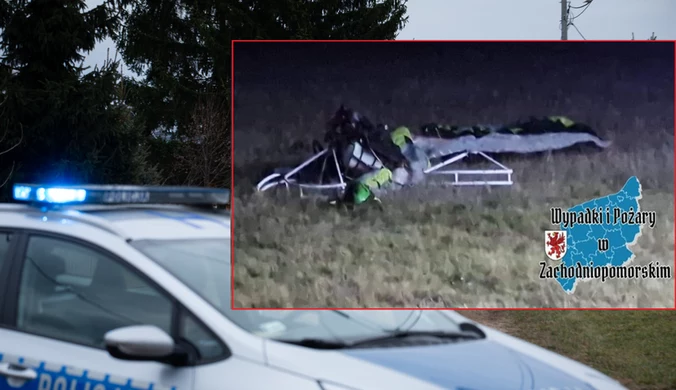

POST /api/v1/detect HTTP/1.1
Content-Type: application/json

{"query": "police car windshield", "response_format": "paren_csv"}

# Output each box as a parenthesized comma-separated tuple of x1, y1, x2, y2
(132, 239, 462, 342)
(132, 238, 231, 314)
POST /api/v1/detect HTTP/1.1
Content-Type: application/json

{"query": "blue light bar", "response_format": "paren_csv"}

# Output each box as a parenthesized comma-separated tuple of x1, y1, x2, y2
(12, 184, 230, 206)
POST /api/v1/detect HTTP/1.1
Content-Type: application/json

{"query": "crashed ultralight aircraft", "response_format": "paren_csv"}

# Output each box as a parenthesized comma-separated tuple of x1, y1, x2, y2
(256, 107, 611, 199)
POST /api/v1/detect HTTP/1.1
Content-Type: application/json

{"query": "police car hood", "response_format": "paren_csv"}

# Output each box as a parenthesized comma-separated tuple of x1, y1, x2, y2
(263, 325, 625, 390)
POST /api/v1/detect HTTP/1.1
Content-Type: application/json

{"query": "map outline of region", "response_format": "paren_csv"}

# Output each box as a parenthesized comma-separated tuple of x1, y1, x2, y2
(554, 176, 646, 294)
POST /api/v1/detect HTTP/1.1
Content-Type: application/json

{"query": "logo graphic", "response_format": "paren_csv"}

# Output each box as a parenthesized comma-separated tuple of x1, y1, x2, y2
(545, 230, 567, 260)
(539, 177, 672, 294)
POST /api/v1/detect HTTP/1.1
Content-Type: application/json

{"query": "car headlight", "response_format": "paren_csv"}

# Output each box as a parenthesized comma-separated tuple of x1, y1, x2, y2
(318, 381, 359, 390)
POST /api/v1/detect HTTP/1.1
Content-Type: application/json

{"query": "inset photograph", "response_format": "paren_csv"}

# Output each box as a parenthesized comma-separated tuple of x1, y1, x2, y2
(233, 41, 674, 308)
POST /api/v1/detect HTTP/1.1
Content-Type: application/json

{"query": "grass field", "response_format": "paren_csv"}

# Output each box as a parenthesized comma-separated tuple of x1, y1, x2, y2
(233, 42, 674, 308)
(461, 310, 676, 390)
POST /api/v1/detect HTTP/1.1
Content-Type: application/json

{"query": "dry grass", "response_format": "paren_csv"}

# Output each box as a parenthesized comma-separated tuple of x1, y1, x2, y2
(232, 42, 674, 308)
(462, 310, 676, 390)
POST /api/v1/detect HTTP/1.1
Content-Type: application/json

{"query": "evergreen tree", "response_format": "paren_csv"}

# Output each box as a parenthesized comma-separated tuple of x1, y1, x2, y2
(116, 0, 408, 186)
(0, 0, 159, 200)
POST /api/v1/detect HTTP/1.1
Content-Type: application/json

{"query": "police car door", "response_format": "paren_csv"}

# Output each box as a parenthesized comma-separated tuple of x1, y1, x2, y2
(0, 231, 195, 390)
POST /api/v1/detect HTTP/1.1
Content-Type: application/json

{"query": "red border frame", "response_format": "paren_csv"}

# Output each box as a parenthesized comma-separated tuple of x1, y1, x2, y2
(230, 39, 676, 311)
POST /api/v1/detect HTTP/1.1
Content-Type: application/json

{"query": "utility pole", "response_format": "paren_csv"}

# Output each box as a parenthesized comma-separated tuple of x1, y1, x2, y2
(560, 0, 568, 40)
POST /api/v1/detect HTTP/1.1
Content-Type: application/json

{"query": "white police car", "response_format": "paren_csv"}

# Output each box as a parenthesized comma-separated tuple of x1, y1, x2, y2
(0, 183, 627, 390)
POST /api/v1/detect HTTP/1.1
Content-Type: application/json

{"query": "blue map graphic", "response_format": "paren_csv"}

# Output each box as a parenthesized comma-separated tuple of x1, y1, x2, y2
(556, 176, 644, 293)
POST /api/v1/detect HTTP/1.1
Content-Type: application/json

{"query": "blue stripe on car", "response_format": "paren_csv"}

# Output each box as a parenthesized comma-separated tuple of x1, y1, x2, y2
(0, 352, 178, 390)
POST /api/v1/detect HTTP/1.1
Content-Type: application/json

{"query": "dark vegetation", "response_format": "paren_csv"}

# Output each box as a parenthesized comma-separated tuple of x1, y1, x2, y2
(0, 0, 408, 199)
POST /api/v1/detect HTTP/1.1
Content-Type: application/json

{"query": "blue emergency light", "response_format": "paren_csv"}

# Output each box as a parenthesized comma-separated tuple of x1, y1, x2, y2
(12, 183, 230, 207)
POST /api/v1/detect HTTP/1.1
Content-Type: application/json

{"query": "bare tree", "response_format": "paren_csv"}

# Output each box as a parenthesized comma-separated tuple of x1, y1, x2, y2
(0, 125, 22, 190)
(0, 72, 23, 189)
(174, 98, 231, 188)
(632, 32, 658, 40)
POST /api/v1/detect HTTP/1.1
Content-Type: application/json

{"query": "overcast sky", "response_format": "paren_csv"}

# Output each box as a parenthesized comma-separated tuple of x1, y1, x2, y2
(398, 0, 676, 40)
(84, 0, 676, 72)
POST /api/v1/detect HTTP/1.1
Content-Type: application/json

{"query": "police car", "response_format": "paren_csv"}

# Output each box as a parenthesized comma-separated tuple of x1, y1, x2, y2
(0, 183, 627, 390)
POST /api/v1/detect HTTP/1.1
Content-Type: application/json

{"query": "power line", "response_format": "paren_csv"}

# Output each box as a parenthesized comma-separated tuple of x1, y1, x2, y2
(569, 1, 591, 21)
(561, 0, 592, 40)
(571, 0, 593, 9)
(570, 23, 587, 39)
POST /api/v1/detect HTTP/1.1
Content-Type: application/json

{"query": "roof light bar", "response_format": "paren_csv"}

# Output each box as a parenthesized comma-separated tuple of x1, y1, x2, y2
(12, 183, 230, 206)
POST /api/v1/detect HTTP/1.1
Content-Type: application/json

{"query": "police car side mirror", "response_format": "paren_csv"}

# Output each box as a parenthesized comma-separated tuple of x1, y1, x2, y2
(104, 325, 176, 361)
